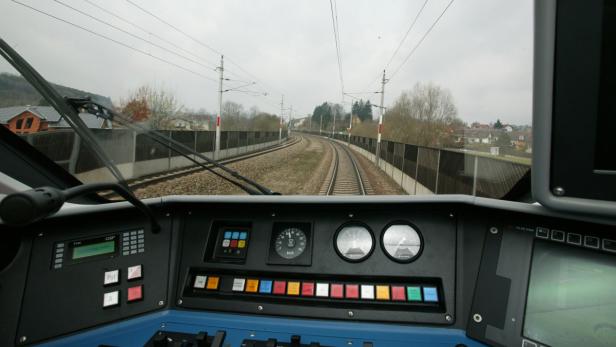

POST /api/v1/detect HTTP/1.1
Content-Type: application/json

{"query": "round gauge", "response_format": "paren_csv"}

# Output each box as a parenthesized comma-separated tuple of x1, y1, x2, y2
(275, 227, 307, 259)
(381, 223, 423, 263)
(335, 224, 374, 262)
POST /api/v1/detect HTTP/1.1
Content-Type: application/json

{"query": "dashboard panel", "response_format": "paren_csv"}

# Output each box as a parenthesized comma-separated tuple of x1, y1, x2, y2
(1, 197, 615, 346)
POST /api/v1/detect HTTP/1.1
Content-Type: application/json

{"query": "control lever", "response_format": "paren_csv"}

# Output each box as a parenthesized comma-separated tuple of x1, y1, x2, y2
(194, 332, 208, 347)
(0, 183, 160, 233)
(210, 330, 226, 347)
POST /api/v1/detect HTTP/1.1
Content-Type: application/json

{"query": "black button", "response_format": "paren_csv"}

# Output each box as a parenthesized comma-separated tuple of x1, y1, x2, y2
(551, 230, 565, 242)
(536, 227, 549, 238)
(603, 239, 616, 253)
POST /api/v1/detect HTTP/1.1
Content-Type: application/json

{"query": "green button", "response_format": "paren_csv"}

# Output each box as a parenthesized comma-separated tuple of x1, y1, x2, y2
(407, 286, 422, 301)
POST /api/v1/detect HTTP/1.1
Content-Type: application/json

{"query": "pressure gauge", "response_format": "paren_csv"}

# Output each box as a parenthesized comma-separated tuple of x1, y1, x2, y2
(381, 223, 422, 263)
(275, 227, 307, 259)
(335, 224, 374, 262)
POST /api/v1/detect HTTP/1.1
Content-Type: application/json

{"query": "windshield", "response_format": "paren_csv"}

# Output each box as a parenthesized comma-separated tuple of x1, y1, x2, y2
(0, 0, 532, 199)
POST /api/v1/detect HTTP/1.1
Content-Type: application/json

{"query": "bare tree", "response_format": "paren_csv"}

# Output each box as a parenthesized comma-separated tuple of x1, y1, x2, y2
(384, 82, 459, 147)
(120, 85, 184, 129)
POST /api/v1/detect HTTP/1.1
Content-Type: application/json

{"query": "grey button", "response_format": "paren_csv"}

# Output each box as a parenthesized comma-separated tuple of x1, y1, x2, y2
(54, 258, 62, 264)
(137, 240, 144, 244)
(123, 237, 129, 242)
(123, 232, 129, 237)
(130, 236, 137, 240)
(122, 251, 129, 256)
(55, 253, 63, 259)
(130, 231, 137, 236)
(137, 229, 144, 234)
(138, 248, 144, 253)
(130, 240, 137, 245)
(137, 234, 144, 239)
(130, 250, 137, 254)
(56, 243, 64, 248)
(54, 264, 62, 269)
(130, 245, 137, 250)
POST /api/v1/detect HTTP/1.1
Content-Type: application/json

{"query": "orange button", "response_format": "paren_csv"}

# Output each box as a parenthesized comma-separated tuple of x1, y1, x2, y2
(376, 285, 390, 300)
(287, 281, 300, 295)
(206, 276, 219, 290)
(245, 279, 259, 292)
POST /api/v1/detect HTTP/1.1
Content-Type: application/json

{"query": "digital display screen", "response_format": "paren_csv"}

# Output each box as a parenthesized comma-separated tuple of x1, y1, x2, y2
(524, 241, 616, 347)
(72, 240, 115, 260)
(594, 2, 616, 171)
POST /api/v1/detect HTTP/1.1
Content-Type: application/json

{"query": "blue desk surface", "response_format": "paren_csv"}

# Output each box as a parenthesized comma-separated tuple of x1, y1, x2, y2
(37, 309, 485, 347)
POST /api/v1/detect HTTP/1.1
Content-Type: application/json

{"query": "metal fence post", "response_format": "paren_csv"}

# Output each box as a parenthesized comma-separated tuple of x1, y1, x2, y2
(472, 155, 479, 196)
(434, 150, 442, 194)
(414, 148, 420, 195)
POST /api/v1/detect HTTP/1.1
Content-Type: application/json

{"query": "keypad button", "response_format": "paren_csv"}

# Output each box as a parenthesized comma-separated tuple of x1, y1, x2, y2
(301, 282, 315, 296)
(103, 291, 119, 308)
(345, 284, 359, 299)
(104, 269, 119, 286)
(287, 281, 301, 295)
(127, 285, 143, 302)
(330, 284, 344, 298)
(391, 286, 406, 301)
(232, 278, 246, 292)
(273, 281, 287, 295)
(360, 285, 375, 300)
(423, 287, 439, 302)
(206, 276, 220, 290)
(259, 280, 273, 294)
(315, 283, 329, 297)
(194, 275, 207, 289)
(407, 286, 422, 301)
(246, 279, 259, 292)
(376, 285, 390, 300)
(127, 265, 142, 280)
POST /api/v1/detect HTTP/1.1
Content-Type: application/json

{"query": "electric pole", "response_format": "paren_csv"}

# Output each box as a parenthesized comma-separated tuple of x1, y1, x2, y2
(348, 108, 353, 145)
(375, 70, 387, 165)
(279, 95, 284, 143)
(319, 112, 323, 135)
(215, 55, 224, 160)
(331, 104, 336, 138)
(289, 105, 293, 136)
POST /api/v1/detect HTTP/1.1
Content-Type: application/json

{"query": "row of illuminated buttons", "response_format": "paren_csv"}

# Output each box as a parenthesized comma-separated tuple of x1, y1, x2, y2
(224, 231, 248, 240)
(193, 276, 438, 302)
(221, 239, 246, 248)
(103, 285, 143, 308)
(535, 227, 616, 252)
(104, 264, 142, 286)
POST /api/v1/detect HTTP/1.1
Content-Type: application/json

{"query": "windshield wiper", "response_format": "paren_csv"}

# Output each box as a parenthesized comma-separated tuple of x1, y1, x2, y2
(0, 38, 129, 191)
(65, 97, 278, 195)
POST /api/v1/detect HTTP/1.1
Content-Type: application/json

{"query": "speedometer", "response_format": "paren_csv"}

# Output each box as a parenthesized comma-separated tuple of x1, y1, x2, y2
(381, 223, 422, 263)
(275, 227, 307, 259)
(335, 224, 374, 262)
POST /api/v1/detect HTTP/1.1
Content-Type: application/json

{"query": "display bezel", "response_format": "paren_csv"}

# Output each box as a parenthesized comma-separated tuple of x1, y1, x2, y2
(333, 221, 375, 263)
(380, 220, 424, 264)
(267, 221, 313, 266)
(63, 233, 119, 265)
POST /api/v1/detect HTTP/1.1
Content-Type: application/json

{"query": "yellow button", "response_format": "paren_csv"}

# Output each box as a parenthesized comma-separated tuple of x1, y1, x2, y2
(245, 279, 259, 292)
(376, 285, 390, 300)
(287, 281, 300, 295)
(206, 276, 219, 290)
(238, 240, 246, 248)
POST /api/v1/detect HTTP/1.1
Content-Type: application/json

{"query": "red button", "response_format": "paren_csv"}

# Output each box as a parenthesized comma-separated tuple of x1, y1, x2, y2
(273, 281, 286, 295)
(127, 285, 143, 302)
(301, 282, 315, 296)
(345, 284, 359, 299)
(330, 284, 344, 298)
(230, 240, 238, 248)
(391, 286, 406, 301)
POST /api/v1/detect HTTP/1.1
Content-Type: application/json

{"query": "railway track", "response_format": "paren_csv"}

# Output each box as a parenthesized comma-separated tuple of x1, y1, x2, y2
(109, 136, 302, 194)
(321, 139, 368, 195)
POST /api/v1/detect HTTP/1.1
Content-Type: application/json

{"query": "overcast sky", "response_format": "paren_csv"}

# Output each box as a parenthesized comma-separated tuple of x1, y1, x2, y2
(0, 0, 534, 125)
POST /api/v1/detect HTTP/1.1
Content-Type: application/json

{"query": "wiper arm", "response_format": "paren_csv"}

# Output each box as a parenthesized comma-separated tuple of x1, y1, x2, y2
(0, 38, 129, 191)
(65, 97, 278, 195)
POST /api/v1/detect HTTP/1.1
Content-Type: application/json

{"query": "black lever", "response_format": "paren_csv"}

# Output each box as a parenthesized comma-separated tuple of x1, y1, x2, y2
(210, 330, 226, 347)
(0, 183, 160, 233)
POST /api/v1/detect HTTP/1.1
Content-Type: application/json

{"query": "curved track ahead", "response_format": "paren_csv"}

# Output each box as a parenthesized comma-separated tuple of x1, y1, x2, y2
(321, 140, 367, 196)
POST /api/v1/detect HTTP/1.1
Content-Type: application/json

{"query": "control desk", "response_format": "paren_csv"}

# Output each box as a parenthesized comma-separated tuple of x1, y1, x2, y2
(1, 196, 615, 346)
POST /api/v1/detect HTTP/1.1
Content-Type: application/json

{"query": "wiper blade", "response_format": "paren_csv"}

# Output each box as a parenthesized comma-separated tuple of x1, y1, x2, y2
(65, 97, 278, 195)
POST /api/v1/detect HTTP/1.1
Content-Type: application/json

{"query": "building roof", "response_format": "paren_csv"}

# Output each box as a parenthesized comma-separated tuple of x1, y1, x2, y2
(0, 105, 109, 129)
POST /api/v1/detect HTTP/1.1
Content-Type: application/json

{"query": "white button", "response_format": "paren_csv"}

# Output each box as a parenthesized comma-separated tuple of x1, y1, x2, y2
(316, 283, 329, 297)
(361, 285, 375, 299)
(103, 291, 119, 308)
(232, 278, 246, 291)
(194, 275, 207, 289)
(104, 270, 119, 285)
(222, 239, 230, 247)
(127, 265, 142, 280)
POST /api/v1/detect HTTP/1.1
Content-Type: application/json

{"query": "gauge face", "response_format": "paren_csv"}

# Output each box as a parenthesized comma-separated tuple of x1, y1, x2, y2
(382, 224, 422, 262)
(335, 225, 374, 261)
(275, 227, 307, 259)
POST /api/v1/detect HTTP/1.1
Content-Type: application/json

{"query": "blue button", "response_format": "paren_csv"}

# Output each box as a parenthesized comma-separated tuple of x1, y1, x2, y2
(239, 232, 247, 240)
(224, 231, 232, 239)
(232, 232, 240, 240)
(423, 287, 438, 302)
(259, 280, 273, 294)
